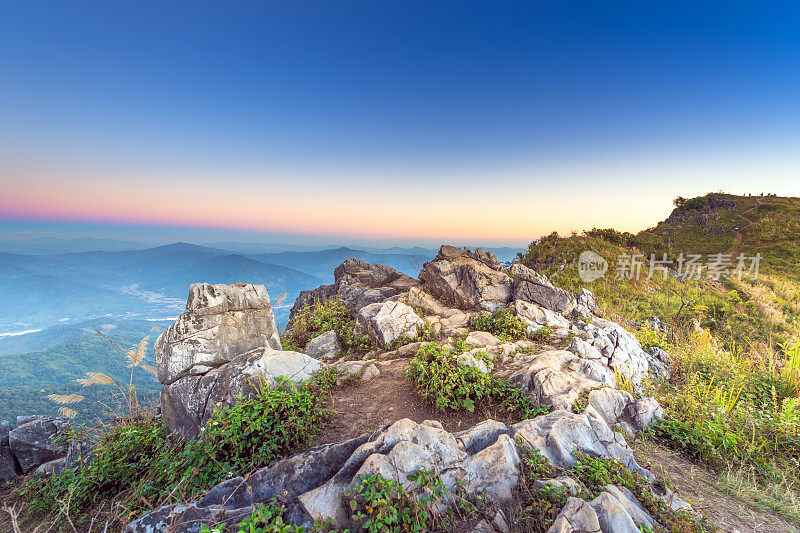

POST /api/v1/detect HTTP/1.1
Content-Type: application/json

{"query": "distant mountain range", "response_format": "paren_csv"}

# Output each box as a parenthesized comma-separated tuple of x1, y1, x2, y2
(0, 238, 524, 338)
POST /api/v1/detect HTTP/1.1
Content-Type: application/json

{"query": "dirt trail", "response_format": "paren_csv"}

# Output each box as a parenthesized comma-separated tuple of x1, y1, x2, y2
(725, 197, 765, 256)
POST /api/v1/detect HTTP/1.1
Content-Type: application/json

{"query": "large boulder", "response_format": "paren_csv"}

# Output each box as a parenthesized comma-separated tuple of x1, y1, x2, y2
(154, 283, 282, 385)
(510, 264, 577, 315)
(513, 410, 652, 480)
(161, 348, 324, 437)
(509, 350, 615, 410)
(419, 246, 512, 312)
(8, 416, 69, 474)
(357, 301, 423, 347)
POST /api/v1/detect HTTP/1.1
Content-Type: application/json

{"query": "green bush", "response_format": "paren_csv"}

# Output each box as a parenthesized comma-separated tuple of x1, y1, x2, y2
(407, 343, 543, 418)
(203, 373, 335, 473)
(469, 308, 528, 341)
(346, 470, 446, 533)
(283, 296, 374, 354)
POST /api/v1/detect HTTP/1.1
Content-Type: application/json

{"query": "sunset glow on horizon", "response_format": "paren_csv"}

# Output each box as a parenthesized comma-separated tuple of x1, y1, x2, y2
(2, 2, 800, 246)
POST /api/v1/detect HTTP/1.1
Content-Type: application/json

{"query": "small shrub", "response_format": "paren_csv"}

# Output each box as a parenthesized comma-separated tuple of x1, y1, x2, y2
(283, 296, 374, 354)
(407, 343, 544, 419)
(200, 499, 306, 533)
(346, 470, 446, 533)
(203, 374, 333, 473)
(469, 309, 528, 341)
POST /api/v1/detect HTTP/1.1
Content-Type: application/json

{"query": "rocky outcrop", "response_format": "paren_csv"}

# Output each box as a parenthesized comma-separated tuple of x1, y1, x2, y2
(509, 350, 616, 410)
(1, 420, 18, 485)
(288, 259, 419, 325)
(357, 300, 424, 347)
(419, 246, 513, 312)
(161, 347, 323, 437)
(154, 283, 282, 385)
(129, 409, 671, 532)
(155, 283, 324, 438)
(510, 263, 577, 316)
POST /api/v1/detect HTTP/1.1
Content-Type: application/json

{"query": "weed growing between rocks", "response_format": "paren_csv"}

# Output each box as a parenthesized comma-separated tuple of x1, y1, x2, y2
(571, 452, 715, 532)
(469, 309, 529, 341)
(18, 368, 339, 530)
(283, 296, 375, 354)
(200, 499, 307, 533)
(406, 342, 545, 419)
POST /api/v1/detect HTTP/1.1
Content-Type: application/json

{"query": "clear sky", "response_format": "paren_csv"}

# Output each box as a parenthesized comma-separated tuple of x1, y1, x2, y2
(2, 1, 800, 246)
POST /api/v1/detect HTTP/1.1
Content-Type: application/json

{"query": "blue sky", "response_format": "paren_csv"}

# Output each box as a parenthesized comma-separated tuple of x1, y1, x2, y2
(1, 1, 799, 246)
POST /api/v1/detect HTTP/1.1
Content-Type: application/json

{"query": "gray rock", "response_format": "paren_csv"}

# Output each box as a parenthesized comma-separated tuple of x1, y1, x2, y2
(161, 348, 324, 437)
(646, 346, 671, 380)
(290, 259, 419, 325)
(357, 300, 423, 346)
(512, 410, 652, 480)
(8, 416, 69, 474)
(460, 434, 520, 502)
(547, 497, 601, 533)
(588, 491, 640, 533)
(34, 457, 67, 476)
(419, 246, 512, 312)
(509, 350, 615, 410)
(361, 364, 380, 382)
(303, 331, 342, 360)
(454, 419, 509, 454)
(577, 289, 600, 315)
(513, 300, 570, 329)
(510, 264, 577, 315)
(125, 503, 255, 533)
(0, 420, 17, 485)
(154, 283, 282, 385)
(602, 485, 657, 529)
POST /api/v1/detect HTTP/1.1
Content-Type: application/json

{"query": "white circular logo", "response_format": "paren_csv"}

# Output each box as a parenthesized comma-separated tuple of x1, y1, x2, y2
(578, 251, 608, 282)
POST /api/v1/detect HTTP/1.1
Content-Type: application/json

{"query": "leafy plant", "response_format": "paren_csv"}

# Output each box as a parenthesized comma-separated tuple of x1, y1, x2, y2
(200, 499, 306, 533)
(20, 368, 338, 530)
(469, 309, 528, 341)
(346, 470, 446, 533)
(407, 342, 544, 419)
(283, 296, 375, 354)
(203, 373, 334, 473)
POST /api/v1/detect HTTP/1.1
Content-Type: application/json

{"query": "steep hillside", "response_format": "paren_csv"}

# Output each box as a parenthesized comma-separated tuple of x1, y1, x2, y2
(635, 193, 800, 279)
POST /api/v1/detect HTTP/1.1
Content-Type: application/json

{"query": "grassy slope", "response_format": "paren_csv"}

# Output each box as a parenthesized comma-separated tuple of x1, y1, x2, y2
(517, 193, 800, 522)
